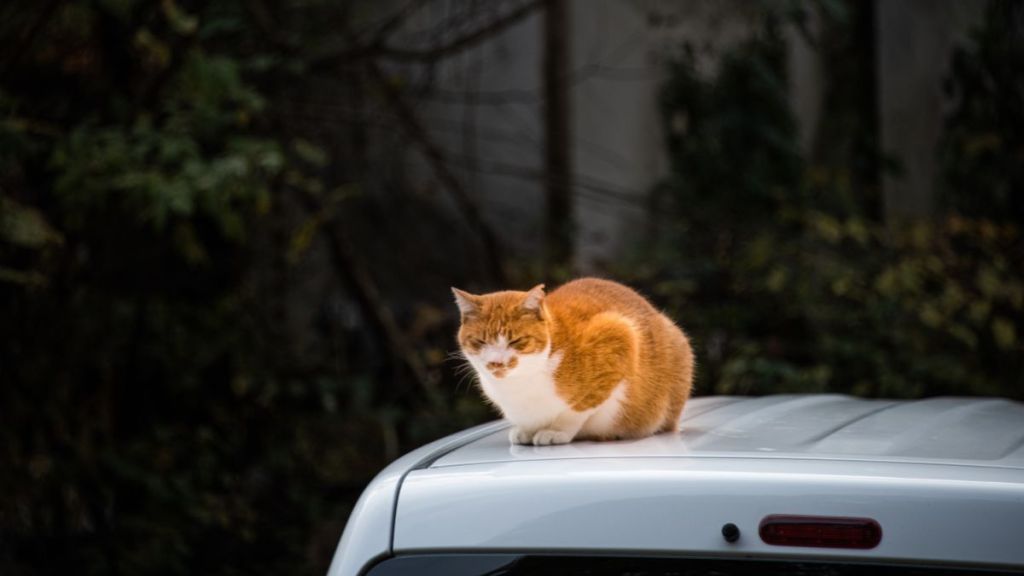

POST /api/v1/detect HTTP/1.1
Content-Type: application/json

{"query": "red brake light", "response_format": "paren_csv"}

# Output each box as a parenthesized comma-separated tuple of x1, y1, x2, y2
(759, 515, 882, 549)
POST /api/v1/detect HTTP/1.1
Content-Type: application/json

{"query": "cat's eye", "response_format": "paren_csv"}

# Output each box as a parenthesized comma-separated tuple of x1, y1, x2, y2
(509, 337, 527, 347)
(469, 338, 486, 347)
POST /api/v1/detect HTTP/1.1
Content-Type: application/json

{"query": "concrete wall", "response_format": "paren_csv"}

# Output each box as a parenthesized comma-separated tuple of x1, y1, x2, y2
(877, 0, 985, 221)
(570, 0, 755, 270)
(408, 0, 988, 274)
(410, 3, 546, 260)
(415, 0, 759, 273)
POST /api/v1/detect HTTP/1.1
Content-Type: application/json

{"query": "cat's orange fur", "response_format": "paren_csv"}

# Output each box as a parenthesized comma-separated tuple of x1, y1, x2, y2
(453, 278, 694, 445)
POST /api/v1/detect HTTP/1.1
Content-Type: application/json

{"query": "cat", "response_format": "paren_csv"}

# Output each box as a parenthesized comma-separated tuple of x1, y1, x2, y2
(452, 278, 694, 445)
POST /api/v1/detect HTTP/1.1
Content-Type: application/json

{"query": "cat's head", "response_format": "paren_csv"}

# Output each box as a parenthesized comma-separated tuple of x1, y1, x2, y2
(451, 284, 550, 379)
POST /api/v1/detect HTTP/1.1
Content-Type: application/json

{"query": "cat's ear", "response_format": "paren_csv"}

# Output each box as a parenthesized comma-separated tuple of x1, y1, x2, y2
(522, 284, 545, 312)
(451, 287, 481, 317)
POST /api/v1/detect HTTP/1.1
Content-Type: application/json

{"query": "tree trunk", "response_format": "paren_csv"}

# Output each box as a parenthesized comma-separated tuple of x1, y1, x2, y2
(543, 0, 573, 273)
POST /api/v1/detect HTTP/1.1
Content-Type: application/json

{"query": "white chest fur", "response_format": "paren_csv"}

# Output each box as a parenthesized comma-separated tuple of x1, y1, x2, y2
(469, 347, 568, 431)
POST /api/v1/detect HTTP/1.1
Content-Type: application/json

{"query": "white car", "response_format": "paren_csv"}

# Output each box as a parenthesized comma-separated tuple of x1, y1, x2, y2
(328, 394, 1024, 575)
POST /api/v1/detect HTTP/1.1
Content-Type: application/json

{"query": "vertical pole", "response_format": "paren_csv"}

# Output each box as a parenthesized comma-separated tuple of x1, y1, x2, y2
(543, 0, 573, 274)
(861, 0, 881, 221)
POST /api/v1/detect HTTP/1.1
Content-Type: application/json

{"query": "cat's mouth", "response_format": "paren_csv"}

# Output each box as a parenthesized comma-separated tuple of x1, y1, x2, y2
(486, 356, 518, 378)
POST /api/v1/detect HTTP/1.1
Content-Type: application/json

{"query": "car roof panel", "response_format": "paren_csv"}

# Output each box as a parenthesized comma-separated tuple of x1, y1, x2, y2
(431, 395, 1024, 469)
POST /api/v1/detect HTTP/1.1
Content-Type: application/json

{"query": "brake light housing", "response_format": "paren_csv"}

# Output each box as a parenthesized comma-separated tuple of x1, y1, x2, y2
(759, 515, 883, 549)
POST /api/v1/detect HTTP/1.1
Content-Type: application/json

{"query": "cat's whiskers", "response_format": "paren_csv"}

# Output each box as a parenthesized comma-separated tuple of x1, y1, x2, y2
(454, 369, 479, 395)
(446, 349, 480, 395)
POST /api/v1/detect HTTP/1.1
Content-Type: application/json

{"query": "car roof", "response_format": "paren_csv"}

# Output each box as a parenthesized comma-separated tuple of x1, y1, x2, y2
(432, 394, 1024, 469)
(330, 395, 1024, 576)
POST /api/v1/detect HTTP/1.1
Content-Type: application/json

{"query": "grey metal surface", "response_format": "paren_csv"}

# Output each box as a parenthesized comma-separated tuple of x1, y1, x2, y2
(395, 457, 1024, 568)
(431, 395, 1024, 468)
(325, 420, 508, 576)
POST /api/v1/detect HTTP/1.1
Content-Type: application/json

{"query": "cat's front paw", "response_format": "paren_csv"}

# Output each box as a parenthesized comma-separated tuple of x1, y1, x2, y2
(509, 427, 534, 445)
(532, 429, 573, 446)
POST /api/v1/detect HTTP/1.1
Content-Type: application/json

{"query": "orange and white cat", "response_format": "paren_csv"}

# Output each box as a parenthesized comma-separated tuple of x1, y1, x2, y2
(453, 278, 694, 445)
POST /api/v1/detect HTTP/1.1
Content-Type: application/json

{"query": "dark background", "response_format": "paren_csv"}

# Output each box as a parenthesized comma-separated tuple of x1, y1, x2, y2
(2, 1, 1022, 574)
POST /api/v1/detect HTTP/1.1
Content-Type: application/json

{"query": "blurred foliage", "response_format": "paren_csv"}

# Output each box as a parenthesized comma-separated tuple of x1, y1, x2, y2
(0, 1, 488, 575)
(638, 3, 1024, 401)
(942, 0, 1024, 223)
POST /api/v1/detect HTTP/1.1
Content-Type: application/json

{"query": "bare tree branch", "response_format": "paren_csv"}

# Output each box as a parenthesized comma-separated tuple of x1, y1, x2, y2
(367, 0, 431, 46)
(1, 0, 62, 81)
(448, 155, 647, 208)
(308, 0, 543, 69)
(260, 1, 537, 285)
(296, 190, 438, 403)
(242, 0, 299, 55)
(375, 0, 542, 62)
(364, 58, 507, 284)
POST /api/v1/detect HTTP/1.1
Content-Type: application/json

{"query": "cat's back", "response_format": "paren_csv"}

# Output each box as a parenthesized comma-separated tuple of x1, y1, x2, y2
(545, 278, 658, 323)
(546, 278, 693, 438)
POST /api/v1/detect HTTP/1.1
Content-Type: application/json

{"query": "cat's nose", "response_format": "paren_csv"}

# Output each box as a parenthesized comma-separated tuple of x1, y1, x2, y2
(486, 357, 518, 372)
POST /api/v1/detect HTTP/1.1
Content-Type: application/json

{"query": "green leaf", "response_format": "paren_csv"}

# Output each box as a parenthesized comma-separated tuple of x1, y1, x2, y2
(161, 0, 199, 36)
(0, 196, 64, 248)
(992, 318, 1017, 350)
(293, 139, 328, 168)
(976, 266, 1002, 297)
(811, 213, 842, 243)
